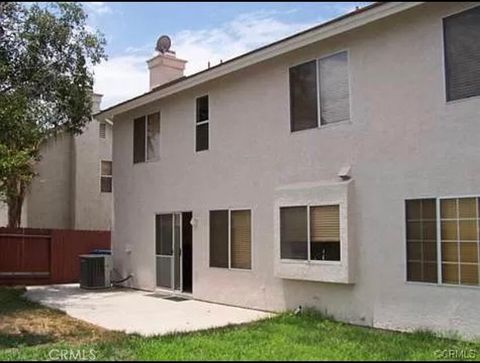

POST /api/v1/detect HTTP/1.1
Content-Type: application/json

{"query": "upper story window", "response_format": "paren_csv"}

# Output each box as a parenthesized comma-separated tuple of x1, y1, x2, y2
(100, 160, 112, 193)
(280, 205, 340, 261)
(133, 112, 160, 164)
(289, 51, 350, 132)
(99, 122, 106, 139)
(195, 95, 209, 152)
(443, 6, 480, 101)
(406, 197, 480, 286)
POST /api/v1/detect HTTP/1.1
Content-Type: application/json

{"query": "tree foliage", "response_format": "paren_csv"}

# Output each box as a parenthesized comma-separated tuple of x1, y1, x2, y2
(0, 2, 107, 227)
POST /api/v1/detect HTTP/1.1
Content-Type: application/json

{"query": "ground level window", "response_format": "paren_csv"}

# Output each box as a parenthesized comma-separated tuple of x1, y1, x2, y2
(209, 209, 251, 270)
(406, 197, 480, 286)
(280, 205, 340, 261)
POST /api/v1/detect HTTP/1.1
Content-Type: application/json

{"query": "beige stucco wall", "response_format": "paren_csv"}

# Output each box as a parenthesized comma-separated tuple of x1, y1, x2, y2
(72, 115, 113, 230)
(111, 2, 480, 338)
(24, 95, 112, 230)
(26, 132, 74, 229)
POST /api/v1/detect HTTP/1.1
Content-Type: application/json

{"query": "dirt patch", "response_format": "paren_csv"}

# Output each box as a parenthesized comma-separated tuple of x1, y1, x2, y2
(0, 287, 123, 348)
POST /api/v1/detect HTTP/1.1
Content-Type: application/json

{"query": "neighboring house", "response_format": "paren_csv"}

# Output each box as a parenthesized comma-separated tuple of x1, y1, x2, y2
(96, 2, 480, 338)
(0, 94, 113, 230)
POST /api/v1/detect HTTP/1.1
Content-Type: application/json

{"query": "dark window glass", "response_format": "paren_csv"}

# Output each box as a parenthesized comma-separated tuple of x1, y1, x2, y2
(210, 210, 228, 268)
(444, 6, 480, 101)
(405, 199, 438, 283)
(156, 214, 173, 256)
(133, 116, 146, 163)
(280, 207, 308, 259)
(100, 177, 112, 193)
(196, 123, 209, 152)
(289, 60, 318, 132)
(196, 95, 209, 123)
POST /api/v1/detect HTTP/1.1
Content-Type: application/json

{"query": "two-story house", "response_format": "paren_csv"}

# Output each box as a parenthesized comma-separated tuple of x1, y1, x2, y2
(0, 94, 113, 230)
(96, 2, 480, 338)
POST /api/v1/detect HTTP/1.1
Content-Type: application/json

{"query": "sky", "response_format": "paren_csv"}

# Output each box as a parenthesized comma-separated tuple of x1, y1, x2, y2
(84, 2, 371, 108)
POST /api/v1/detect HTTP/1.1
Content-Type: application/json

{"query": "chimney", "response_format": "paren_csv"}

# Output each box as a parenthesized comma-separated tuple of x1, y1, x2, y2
(147, 35, 187, 90)
(92, 93, 103, 114)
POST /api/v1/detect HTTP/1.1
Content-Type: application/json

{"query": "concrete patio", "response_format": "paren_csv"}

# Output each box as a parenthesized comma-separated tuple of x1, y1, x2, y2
(24, 284, 273, 336)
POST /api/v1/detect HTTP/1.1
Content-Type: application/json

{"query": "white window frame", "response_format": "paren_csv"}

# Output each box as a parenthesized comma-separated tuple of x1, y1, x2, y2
(279, 203, 342, 265)
(288, 49, 352, 134)
(209, 208, 253, 271)
(195, 94, 209, 153)
(405, 194, 480, 289)
(133, 111, 161, 164)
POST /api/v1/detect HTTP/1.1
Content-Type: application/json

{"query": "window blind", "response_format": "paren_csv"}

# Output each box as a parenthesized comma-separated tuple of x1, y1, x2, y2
(318, 51, 350, 125)
(147, 113, 160, 161)
(444, 6, 480, 101)
(310, 205, 340, 242)
(230, 210, 252, 269)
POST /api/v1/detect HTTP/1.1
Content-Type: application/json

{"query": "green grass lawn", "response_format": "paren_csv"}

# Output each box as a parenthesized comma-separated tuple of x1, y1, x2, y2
(1, 287, 479, 361)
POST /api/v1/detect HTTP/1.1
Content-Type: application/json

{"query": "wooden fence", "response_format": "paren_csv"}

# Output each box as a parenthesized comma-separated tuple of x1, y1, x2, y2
(0, 227, 110, 286)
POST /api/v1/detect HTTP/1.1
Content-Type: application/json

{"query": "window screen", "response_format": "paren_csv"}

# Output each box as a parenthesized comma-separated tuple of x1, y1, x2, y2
(100, 160, 112, 193)
(405, 199, 438, 283)
(231, 210, 252, 269)
(289, 61, 318, 132)
(156, 214, 173, 256)
(196, 123, 209, 152)
(133, 116, 146, 163)
(443, 6, 480, 101)
(310, 205, 340, 261)
(196, 95, 209, 123)
(210, 210, 228, 268)
(147, 113, 160, 161)
(280, 207, 308, 259)
(318, 51, 350, 125)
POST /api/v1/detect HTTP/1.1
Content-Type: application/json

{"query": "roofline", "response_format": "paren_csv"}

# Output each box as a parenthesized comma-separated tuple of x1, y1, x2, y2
(95, 1, 423, 121)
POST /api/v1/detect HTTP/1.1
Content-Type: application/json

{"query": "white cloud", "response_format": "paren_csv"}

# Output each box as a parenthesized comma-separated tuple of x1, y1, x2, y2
(93, 10, 319, 108)
(84, 2, 112, 15)
(93, 55, 148, 108)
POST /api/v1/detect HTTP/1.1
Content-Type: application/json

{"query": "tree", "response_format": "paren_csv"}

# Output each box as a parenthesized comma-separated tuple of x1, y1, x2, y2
(0, 2, 107, 227)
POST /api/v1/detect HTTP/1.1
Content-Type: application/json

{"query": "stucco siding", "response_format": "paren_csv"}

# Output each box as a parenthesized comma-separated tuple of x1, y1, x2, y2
(112, 2, 480, 338)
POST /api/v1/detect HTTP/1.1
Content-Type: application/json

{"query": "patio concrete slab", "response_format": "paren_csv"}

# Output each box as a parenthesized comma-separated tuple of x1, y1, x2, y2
(24, 284, 273, 336)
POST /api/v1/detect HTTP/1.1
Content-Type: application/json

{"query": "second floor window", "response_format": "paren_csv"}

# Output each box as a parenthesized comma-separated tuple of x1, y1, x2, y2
(99, 122, 106, 139)
(196, 95, 209, 152)
(133, 112, 160, 163)
(100, 160, 112, 193)
(289, 51, 350, 132)
(443, 6, 480, 101)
